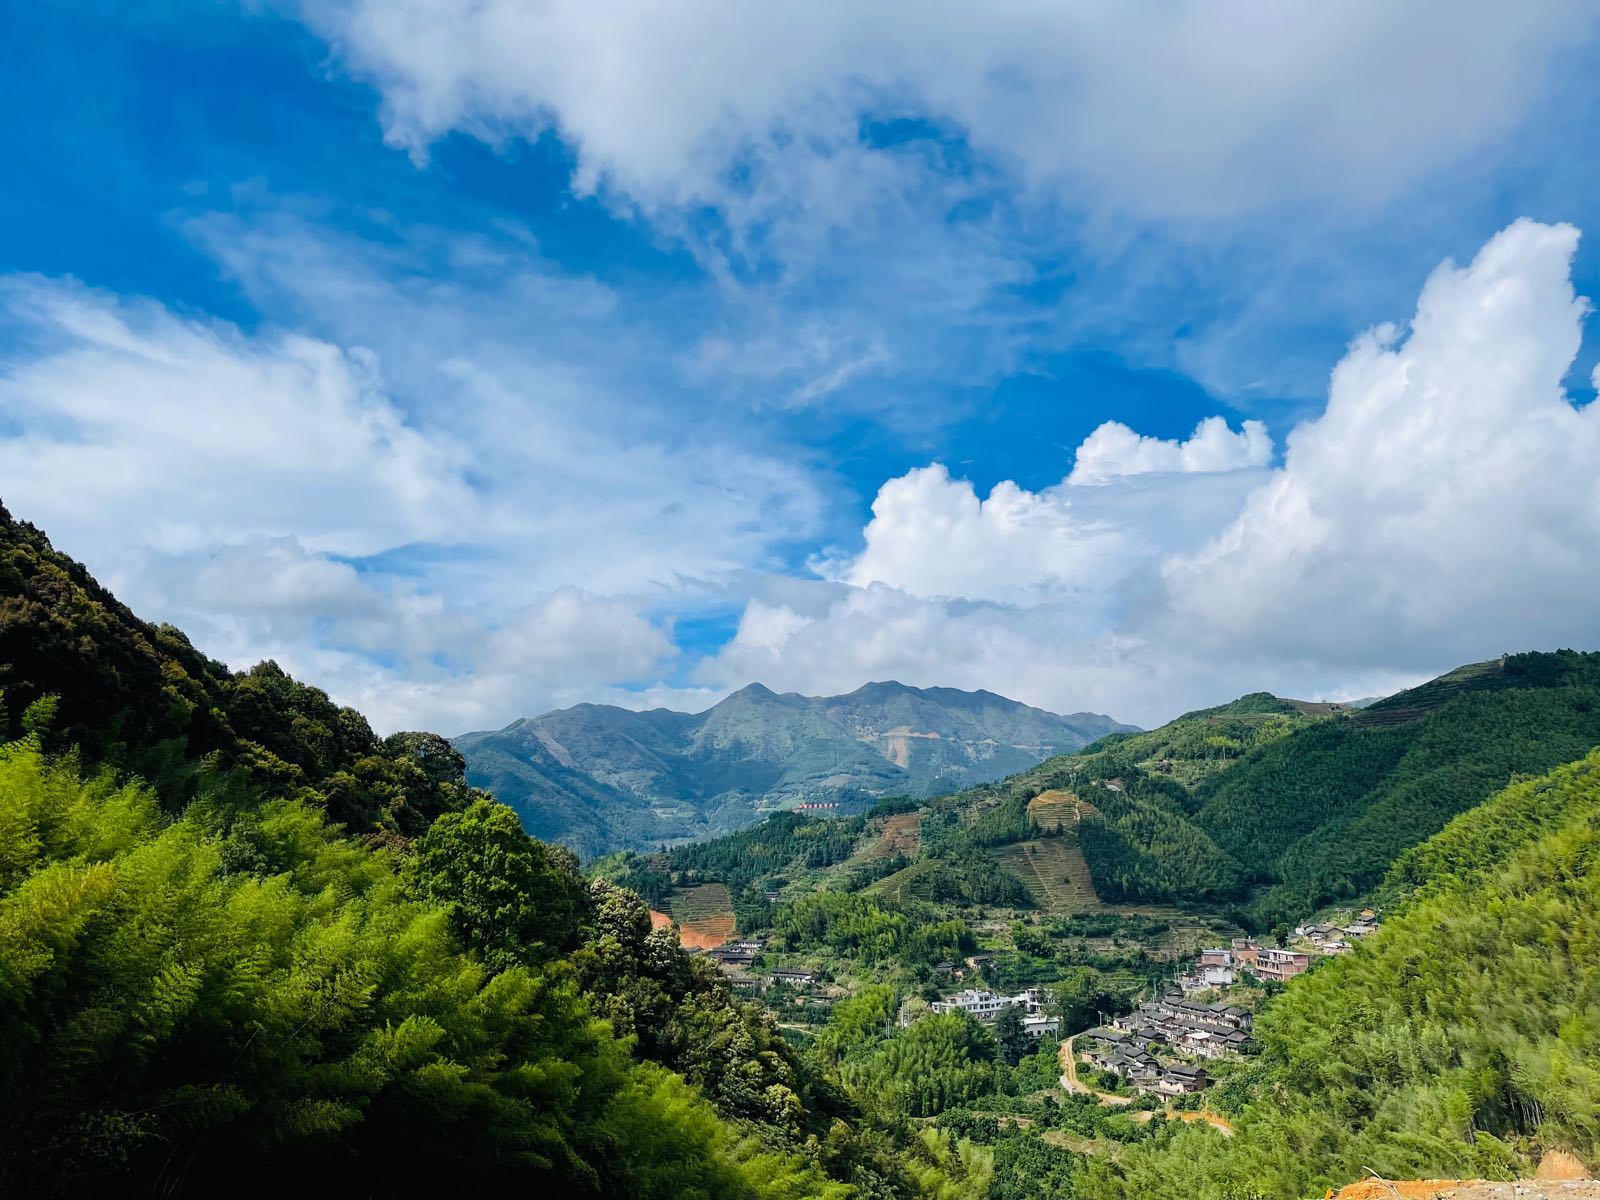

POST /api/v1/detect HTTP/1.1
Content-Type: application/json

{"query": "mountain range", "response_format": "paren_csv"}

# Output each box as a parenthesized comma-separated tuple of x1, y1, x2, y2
(454, 682, 1134, 856)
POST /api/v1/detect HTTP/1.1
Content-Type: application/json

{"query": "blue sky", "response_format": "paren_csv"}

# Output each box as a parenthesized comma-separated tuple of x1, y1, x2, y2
(3, 2, 1600, 731)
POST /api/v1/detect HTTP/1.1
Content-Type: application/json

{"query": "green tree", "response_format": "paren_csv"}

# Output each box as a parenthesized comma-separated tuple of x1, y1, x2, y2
(1050, 965, 1122, 1033)
(993, 1005, 1031, 1066)
(410, 797, 586, 969)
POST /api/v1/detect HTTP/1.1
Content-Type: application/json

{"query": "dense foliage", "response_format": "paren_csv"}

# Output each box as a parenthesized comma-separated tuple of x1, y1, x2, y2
(0, 733, 846, 1197)
(1080, 749, 1600, 1199)
(1077, 779, 1244, 903)
(1196, 652, 1600, 924)
(0, 505, 480, 838)
(0, 507, 1004, 1198)
(1016, 652, 1600, 925)
(772, 891, 975, 968)
(843, 1014, 1001, 1118)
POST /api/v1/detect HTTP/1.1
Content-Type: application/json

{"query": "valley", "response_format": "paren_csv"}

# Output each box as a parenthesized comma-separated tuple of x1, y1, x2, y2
(2, 502, 1598, 1199)
(605, 652, 1600, 1197)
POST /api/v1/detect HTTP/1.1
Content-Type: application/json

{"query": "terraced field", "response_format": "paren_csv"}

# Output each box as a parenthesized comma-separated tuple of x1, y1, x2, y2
(993, 838, 1102, 914)
(870, 811, 923, 859)
(667, 882, 736, 949)
(1027, 789, 1080, 832)
(863, 858, 941, 905)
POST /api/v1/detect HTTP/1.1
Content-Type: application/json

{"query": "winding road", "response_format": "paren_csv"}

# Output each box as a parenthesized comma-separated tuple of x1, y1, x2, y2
(1057, 1035, 1235, 1135)
(1057, 1035, 1134, 1107)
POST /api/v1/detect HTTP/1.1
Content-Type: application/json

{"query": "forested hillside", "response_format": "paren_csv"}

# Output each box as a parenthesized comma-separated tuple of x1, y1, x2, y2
(1078, 748, 1600, 1199)
(1192, 653, 1600, 924)
(0, 503, 480, 840)
(0, 504, 991, 1197)
(606, 653, 1600, 954)
(1007, 655, 1600, 926)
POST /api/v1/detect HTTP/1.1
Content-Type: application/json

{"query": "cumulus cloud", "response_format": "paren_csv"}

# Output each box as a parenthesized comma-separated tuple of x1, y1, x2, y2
(1161, 218, 1600, 667)
(723, 218, 1600, 722)
(836, 421, 1272, 603)
(301, 0, 1593, 224)
(1067, 417, 1272, 485)
(840, 465, 1120, 603)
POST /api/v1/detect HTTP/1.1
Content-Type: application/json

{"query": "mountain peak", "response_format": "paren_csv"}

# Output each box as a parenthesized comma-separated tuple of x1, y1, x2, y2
(717, 681, 794, 706)
(456, 679, 1134, 854)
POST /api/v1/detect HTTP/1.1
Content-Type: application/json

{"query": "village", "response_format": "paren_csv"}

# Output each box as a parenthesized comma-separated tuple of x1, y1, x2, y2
(1076, 907, 1382, 1095)
(686, 906, 1381, 1098)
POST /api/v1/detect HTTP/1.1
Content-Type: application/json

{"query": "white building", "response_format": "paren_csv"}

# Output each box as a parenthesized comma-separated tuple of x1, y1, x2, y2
(1022, 1014, 1062, 1039)
(930, 987, 1045, 1023)
(1179, 964, 1236, 993)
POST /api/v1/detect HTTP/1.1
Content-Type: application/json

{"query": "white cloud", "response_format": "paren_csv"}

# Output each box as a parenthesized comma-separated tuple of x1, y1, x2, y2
(0, 267, 815, 733)
(182, 210, 828, 592)
(301, 0, 1594, 225)
(835, 421, 1271, 603)
(1067, 416, 1272, 485)
(1161, 218, 1600, 667)
(0, 276, 478, 560)
(840, 465, 1120, 603)
(717, 218, 1600, 723)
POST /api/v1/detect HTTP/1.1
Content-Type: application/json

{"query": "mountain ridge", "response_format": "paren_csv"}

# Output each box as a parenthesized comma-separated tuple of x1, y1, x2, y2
(456, 680, 1135, 856)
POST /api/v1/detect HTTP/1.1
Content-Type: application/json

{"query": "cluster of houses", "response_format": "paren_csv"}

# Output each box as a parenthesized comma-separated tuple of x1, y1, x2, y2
(928, 986, 1063, 1040)
(1293, 909, 1379, 956)
(1079, 990, 1254, 1094)
(1199, 937, 1315, 984)
(702, 937, 820, 991)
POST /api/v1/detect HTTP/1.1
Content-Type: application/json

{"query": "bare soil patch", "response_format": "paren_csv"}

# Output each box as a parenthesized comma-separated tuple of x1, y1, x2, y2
(1332, 1182, 1600, 1200)
(667, 883, 736, 950)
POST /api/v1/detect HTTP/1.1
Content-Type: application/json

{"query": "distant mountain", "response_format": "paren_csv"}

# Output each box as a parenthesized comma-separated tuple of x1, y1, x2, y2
(455, 682, 1134, 856)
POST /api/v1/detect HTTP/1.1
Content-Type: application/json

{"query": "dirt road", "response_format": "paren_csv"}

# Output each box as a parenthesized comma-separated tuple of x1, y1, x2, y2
(1057, 1037, 1234, 1134)
(1057, 1036, 1133, 1107)
(1331, 1183, 1598, 1200)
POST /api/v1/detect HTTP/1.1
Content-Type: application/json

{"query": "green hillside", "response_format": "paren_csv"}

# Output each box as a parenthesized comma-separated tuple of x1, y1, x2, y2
(0, 504, 479, 839)
(1079, 748, 1600, 1199)
(1191, 652, 1600, 925)
(0, 504, 984, 1198)
(612, 655, 1600, 941)
(976, 654, 1600, 927)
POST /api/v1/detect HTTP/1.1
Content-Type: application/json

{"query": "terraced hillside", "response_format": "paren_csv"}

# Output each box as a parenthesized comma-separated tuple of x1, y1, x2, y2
(667, 882, 737, 949)
(871, 811, 923, 859)
(992, 838, 1100, 914)
(1026, 788, 1081, 832)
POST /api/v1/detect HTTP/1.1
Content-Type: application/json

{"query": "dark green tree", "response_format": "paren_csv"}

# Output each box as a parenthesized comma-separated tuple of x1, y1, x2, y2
(993, 1004, 1031, 1066)
(410, 797, 586, 969)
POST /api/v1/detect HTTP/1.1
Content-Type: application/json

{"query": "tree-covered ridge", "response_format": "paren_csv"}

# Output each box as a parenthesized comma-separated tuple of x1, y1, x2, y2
(1192, 651, 1600, 924)
(1078, 748, 1600, 1199)
(0, 502, 1002, 1198)
(0, 732, 854, 1197)
(0, 503, 478, 839)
